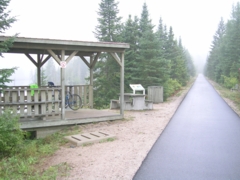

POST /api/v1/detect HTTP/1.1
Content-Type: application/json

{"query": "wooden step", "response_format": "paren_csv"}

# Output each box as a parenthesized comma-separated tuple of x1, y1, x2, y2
(65, 131, 116, 146)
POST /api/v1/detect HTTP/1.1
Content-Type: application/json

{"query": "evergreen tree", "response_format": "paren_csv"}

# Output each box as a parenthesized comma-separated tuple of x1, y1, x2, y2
(136, 3, 170, 90)
(94, 0, 122, 42)
(32, 68, 48, 86)
(40, 69, 47, 86)
(0, 0, 17, 89)
(93, 0, 123, 108)
(121, 15, 140, 91)
(44, 58, 59, 84)
(156, 17, 168, 55)
(222, 3, 240, 79)
(205, 17, 225, 82)
(65, 57, 88, 85)
(183, 48, 196, 77)
(165, 27, 186, 85)
(0, 67, 17, 89)
(204, 3, 240, 89)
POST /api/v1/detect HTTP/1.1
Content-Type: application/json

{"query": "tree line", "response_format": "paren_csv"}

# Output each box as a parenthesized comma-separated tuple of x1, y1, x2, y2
(204, 2, 240, 89)
(1, 0, 196, 109)
(93, 0, 195, 108)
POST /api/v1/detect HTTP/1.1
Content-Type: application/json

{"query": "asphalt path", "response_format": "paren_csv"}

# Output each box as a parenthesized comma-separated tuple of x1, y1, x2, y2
(133, 74, 240, 180)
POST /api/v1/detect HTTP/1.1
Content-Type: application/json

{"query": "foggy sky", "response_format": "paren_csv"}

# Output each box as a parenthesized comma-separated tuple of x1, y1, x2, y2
(2, 0, 239, 84)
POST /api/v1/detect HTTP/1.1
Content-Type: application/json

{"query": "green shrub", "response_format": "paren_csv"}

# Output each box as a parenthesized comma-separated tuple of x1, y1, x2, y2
(0, 109, 25, 157)
(221, 75, 238, 89)
(163, 78, 182, 100)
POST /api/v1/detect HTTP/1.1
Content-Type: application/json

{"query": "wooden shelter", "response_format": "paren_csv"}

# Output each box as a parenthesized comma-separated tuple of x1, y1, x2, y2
(0, 36, 129, 137)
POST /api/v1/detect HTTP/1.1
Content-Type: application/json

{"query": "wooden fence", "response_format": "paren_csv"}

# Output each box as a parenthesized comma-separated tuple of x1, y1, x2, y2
(0, 85, 93, 120)
(64, 85, 93, 108)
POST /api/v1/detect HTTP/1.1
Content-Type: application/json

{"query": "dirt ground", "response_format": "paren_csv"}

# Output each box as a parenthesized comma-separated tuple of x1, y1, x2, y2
(42, 80, 239, 180)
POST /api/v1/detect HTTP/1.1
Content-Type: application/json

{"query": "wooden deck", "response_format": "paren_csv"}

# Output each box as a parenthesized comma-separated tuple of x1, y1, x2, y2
(20, 108, 122, 129)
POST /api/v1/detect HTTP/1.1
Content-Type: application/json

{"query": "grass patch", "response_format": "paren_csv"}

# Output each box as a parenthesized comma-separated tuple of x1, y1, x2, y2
(0, 125, 82, 180)
(99, 137, 116, 143)
(123, 115, 135, 121)
(208, 79, 240, 111)
(82, 142, 94, 147)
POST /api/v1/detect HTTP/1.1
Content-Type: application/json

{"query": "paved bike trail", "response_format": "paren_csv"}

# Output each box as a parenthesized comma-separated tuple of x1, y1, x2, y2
(133, 74, 240, 180)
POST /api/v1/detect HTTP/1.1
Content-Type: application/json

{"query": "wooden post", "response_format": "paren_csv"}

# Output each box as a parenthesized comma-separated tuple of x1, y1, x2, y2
(37, 54, 41, 87)
(61, 50, 65, 120)
(120, 52, 124, 117)
(90, 55, 93, 108)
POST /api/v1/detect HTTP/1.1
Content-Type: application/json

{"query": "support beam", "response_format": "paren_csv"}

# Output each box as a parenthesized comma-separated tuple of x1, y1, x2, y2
(90, 55, 93, 108)
(25, 53, 52, 67)
(120, 52, 124, 117)
(90, 52, 101, 68)
(61, 50, 65, 120)
(25, 53, 37, 66)
(65, 50, 79, 63)
(79, 55, 90, 68)
(47, 49, 61, 64)
(37, 54, 41, 86)
(25, 53, 52, 87)
(110, 52, 122, 67)
(41, 55, 51, 66)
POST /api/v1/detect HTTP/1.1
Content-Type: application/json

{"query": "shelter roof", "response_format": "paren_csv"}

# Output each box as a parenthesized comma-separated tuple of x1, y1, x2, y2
(0, 36, 130, 56)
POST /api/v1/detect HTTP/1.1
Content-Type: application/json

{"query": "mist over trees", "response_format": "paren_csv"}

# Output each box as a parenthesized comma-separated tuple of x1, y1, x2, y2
(204, 2, 240, 89)
(93, 0, 195, 107)
(32, 57, 89, 86)
(4, 0, 196, 109)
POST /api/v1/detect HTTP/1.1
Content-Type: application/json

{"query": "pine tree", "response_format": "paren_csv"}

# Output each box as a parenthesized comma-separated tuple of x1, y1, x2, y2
(65, 57, 88, 85)
(156, 17, 168, 56)
(205, 17, 225, 82)
(32, 68, 48, 86)
(93, 0, 123, 108)
(40, 69, 47, 86)
(94, 0, 122, 42)
(44, 58, 58, 84)
(204, 3, 240, 88)
(222, 3, 240, 79)
(121, 15, 140, 91)
(164, 27, 190, 85)
(136, 3, 170, 91)
(0, 0, 17, 89)
(183, 48, 195, 77)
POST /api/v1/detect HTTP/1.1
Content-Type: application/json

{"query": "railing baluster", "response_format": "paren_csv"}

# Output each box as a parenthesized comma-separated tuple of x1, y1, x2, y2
(19, 90, 25, 117)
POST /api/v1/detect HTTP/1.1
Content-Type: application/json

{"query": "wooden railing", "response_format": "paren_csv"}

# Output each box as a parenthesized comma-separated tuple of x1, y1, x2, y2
(0, 85, 93, 120)
(0, 87, 62, 119)
(64, 85, 93, 108)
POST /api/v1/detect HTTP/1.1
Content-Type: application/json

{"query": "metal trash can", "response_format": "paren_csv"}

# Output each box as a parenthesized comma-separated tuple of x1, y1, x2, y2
(147, 86, 163, 103)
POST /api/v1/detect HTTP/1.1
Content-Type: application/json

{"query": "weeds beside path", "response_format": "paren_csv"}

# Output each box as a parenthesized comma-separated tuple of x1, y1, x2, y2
(207, 78, 240, 117)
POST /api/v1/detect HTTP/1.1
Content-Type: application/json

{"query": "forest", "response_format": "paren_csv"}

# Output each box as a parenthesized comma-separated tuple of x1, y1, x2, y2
(29, 0, 196, 108)
(92, 0, 195, 108)
(204, 2, 240, 89)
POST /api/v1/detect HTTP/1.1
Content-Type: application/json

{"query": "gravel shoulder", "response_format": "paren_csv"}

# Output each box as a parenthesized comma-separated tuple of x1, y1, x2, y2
(43, 82, 193, 180)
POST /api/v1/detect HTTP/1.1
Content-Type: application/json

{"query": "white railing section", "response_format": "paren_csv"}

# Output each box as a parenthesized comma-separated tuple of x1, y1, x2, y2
(0, 85, 93, 120)
(0, 87, 61, 119)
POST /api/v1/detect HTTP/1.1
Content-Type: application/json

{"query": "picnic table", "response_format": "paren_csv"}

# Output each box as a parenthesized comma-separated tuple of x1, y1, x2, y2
(110, 84, 153, 110)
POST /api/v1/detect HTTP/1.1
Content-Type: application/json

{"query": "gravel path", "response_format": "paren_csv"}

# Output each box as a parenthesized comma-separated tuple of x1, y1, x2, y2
(42, 83, 192, 180)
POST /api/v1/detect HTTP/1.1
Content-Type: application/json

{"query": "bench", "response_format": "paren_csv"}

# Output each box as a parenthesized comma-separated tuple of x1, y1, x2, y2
(110, 99, 120, 109)
(145, 100, 153, 109)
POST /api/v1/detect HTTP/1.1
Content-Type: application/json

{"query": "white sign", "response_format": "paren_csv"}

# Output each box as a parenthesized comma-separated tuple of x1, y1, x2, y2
(60, 61, 67, 68)
(130, 84, 145, 94)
